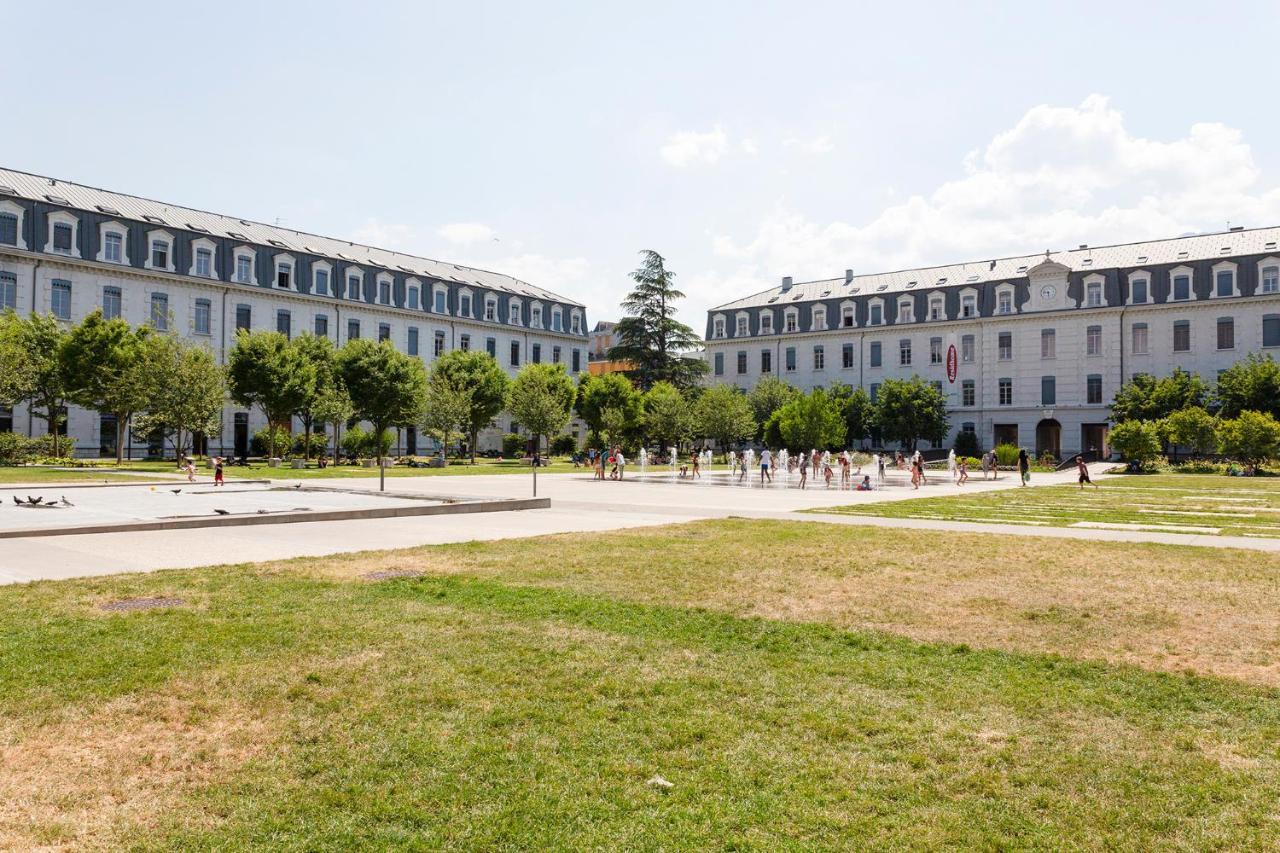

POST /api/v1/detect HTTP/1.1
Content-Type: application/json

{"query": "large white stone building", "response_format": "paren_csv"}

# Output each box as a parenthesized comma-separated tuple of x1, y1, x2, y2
(705, 228, 1280, 458)
(0, 167, 589, 458)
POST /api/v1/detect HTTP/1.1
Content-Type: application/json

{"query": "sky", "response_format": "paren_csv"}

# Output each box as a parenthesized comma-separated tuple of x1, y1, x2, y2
(6, 1, 1280, 332)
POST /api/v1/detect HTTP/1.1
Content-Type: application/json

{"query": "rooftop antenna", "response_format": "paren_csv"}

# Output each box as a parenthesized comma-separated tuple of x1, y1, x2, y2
(274, 217, 285, 227)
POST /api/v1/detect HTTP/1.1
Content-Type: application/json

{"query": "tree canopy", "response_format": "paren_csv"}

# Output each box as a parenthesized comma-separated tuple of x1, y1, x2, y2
(337, 339, 428, 488)
(1110, 369, 1209, 423)
(1215, 354, 1280, 420)
(1107, 419, 1163, 470)
(60, 311, 153, 464)
(227, 330, 317, 459)
(694, 384, 755, 457)
(608, 250, 707, 390)
(430, 350, 510, 462)
(132, 334, 225, 459)
(575, 372, 642, 445)
(746, 377, 798, 441)
(872, 376, 948, 451)
(775, 388, 847, 451)
(642, 381, 694, 450)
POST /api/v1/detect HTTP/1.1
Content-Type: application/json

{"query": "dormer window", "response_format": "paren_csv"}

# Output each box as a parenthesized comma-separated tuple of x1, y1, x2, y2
(378, 278, 392, 305)
(841, 305, 855, 328)
(1086, 282, 1102, 307)
(1261, 263, 1279, 294)
(1212, 262, 1238, 298)
(485, 296, 497, 322)
(275, 257, 294, 289)
(736, 315, 748, 336)
(509, 301, 522, 325)
(195, 247, 213, 277)
(531, 305, 543, 328)
(407, 283, 420, 310)
(570, 310, 582, 334)
(459, 291, 473, 317)
(150, 239, 169, 269)
(760, 312, 774, 334)
(347, 272, 363, 300)
(784, 310, 798, 333)
(1130, 277, 1148, 304)
(1172, 274, 1191, 300)
(314, 264, 331, 296)
(870, 303, 883, 325)
(551, 307, 563, 331)
(929, 297, 944, 321)
(433, 287, 447, 313)
(53, 222, 73, 253)
(0, 201, 24, 248)
(897, 299, 913, 324)
(811, 306, 827, 331)
(235, 253, 254, 284)
(104, 231, 123, 263)
(961, 294, 976, 318)
(997, 290, 1013, 315)
(713, 316, 726, 338)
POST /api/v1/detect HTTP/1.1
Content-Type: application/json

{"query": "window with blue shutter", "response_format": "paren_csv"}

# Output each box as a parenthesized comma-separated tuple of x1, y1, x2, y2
(0, 213, 17, 246)
(194, 299, 211, 334)
(0, 272, 17, 311)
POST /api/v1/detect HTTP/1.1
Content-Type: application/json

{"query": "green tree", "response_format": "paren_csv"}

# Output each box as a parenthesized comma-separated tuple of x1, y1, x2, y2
(132, 335, 225, 459)
(337, 339, 428, 490)
(0, 311, 37, 409)
(1111, 369, 1209, 423)
(227, 331, 317, 460)
(641, 381, 693, 450)
(507, 363, 576, 496)
(61, 311, 154, 464)
(1159, 406, 1218, 458)
(608, 250, 707, 390)
(1216, 354, 1280, 420)
(776, 388, 847, 451)
(873, 376, 948, 451)
(829, 383, 873, 447)
(1107, 419, 1163, 470)
(421, 362, 474, 461)
(746, 376, 798, 441)
(291, 333, 338, 461)
(693, 384, 755, 460)
(575, 372, 643, 446)
(431, 350, 510, 463)
(6, 313, 72, 456)
(314, 381, 354, 461)
(1217, 410, 1280, 473)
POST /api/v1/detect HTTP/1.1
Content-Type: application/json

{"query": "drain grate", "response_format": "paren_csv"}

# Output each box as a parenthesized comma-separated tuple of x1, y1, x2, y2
(361, 569, 424, 581)
(100, 597, 186, 612)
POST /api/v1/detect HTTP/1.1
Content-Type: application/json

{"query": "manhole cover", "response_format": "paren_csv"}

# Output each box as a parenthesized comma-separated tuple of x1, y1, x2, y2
(100, 597, 186, 612)
(362, 569, 424, 581)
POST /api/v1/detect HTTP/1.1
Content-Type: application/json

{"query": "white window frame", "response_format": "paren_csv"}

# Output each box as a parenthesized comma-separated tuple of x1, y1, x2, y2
(735, 311, 749, 337)
(0, 200, 28, 250)
(959, 289, 977, 319)
(192, 297, 212, 336)
(928, 296, 945, 321)
(995, 285, 1015, 315)
(712, 314, 726, 339)
(145, 229, 174, 272)
(839, 300, 856, 329)
(1211, 260, 1239, 298)
(405, 278, 421, 311)
(1169, 265, 1195, 302)
(45, 210, 80, 258)
(96, 221, 129, 265)
(551, 306, 563, 331)
(897, 298, 914, 324)
(273, 253, 296, 290)
(1257, 258, 1280, 295)
(484, 294, 498, 322)
(1127, 269, 1151, 305)
(233, 246, 257, 285)
(312, 260, 333, 296)
(811, 305, 827, 331)
(868, 298, 885, 326)
(457, 287, 474, 318)
(431, 283, 450, 314)
(1083, 274, 1105, 308)
(783, 308, 798, 333)
(570, 308, 582, 334)
(1131, 323, 1149, 356)
(377, 275, 394, 306)
(346, 268, 364, 301)
(508, 297, 522, 326)
(759, 310, 774, 334)
(1086, 324, 1103, 357)
(189, 237, 217, 278)
(530, 302, 544, 329)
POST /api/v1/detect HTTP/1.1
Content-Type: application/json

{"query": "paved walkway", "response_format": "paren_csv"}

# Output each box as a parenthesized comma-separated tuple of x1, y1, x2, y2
(1, 462, 1274, 585)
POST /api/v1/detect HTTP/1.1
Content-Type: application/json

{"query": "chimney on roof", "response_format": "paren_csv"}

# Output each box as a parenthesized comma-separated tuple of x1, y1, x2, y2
(844, 269, 854, 283)
(781, 276, 793, 291)
(989, 260, 996, 271)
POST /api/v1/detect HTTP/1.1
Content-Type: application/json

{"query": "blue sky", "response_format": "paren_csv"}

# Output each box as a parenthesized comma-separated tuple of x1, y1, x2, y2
(7, 1, 1280, 328)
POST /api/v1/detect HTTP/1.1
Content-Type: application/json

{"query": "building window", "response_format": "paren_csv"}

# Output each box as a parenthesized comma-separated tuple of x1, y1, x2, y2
(103, 231, 123, 263)
(1217, 317, 1235, 350)
(761, 313, 774, 334)
(898, 300, 913, 323)
(379, 280, 392, 305)
(962, 380, 975, 407)
(434, 289, 447, 313)
(1131, 278, 1148, 304)
(1086, 325, 1102, 356)
(571, 313, 582, 335)
(236, 304, 252, 331)
(1132, 323, 1149, 355)
(485, 298, 497, 322)
(996, 290, 1012, 315)
(1173, 320, 1191, 352)
(1215, 269, 1234, 298)
(552, 309, 563, 332)
(277, 310, 291, 339)
(195, 247, 213, 277)
(899, 338, 912, 366)
(0, 213, 17, 246)
(572, 349, 581, 372)
(998, 378, 1013, 406)
(236, 255, 254, 284)
(930, 337, 943, 365)
(276, 262, 292, 289)
(408, 327, 419, 356)
(52, 222, 74, 253)
(378, 323, 391, 343)
(841, 305, 855, 328)
(532, 306, 543, 328)
(486, 337, 496, 357)
(812, 307, 827, 331)
(869, 341, 882, 368)
(1041, 328, 1056, 359)
(348, 274, 362, 300)
(870, 304, 883, 325)
(929, 298, 943, 321)
(51, 280, 72, 320)
(1265, 315, 1280, 348)
(762, 349, 773, 373)
(510, 340, 520, 366)
(870, 383, 880, 403)
(460, 334, 471, 352)
(347, 319, 360, 340)
(785, 347, 796, 372)
(813, 345, 825, 371)
(1087, 374, 1103, 405)
(1262, 266, 1279, 294)
(460, 294, 472, 316)
(194, 298, 211, 335)
(147, 293, 168, 329)
(842, 343, 854, 369)
(150, 239, 169, 269)
(315, 315, 329, 338)
(408, 286, 420, 311)
(784, 312, 797, 333)
(509, 303, 521, 325)
(961, 294, 976, 318)
(1041, 375, 1056, 406)
(1173, 274, 1191, 301)
(714, 352, 724, 376)
(315, 269, 330, 296)
(552, 345, 561, 364)
(532, 343, 542, 364)
(998, 331, 1012, 360)
(1086, 282, 1102, 307)
(736, 315, 748, 336)
(101, 285, 121, 320)
(736, 350, 747, 374)
(961, 334, 974, 363)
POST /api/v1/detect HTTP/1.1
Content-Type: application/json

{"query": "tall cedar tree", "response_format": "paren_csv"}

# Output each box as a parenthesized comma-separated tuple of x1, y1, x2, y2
(608, 250, 707, 390)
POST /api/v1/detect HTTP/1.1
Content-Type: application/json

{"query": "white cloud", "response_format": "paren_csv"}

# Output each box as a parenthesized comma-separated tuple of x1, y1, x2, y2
(437, 222, 496, 245)
(783, 134, 834, 155)
(660, 125, 729, 167)
(701, 96, 1280, 307)
(741, 138, 759, 156)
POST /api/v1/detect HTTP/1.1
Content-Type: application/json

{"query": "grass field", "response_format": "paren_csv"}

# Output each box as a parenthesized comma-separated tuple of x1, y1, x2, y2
(0, 467, 151, 484)
(5, 520, 1280, 848)
(813, 472, 1280, 538)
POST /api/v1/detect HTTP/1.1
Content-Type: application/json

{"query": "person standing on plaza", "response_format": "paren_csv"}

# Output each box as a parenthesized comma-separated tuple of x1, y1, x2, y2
(798, 451, 809, 489)
(691, 452, 701, 479)
(980, 449, 992, 480)
(213, 455, 225, 487)
(1018, 448, 1030, 486)
(615, 446, 626, 480)
(759, 447, 772, 484)
(957, 456, 969, 486)
(1076, 454, 1096, 490)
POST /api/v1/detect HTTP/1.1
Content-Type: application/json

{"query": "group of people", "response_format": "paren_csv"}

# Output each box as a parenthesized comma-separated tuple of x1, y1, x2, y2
(586, 446, 627, 480)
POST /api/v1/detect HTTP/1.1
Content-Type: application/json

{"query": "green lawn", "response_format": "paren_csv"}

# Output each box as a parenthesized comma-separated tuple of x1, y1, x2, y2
(0, 466, 152, 484)
(813, 472, 1280, 538)
(5, 520, 1280, 848)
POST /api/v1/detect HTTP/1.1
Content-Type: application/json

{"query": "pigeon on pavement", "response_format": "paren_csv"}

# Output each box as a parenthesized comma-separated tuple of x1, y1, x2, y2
(170, 489, 182, 494)
(213, 509, 230, 515)
(27, 496, 42, 505)
(11, 496, 21, 506)
(59, 496, 73, 506)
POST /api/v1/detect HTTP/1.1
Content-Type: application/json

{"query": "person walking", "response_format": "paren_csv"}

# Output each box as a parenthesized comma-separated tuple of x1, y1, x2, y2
(957, 456, 969, 486)
(910, 455, 922, 489)
(798, 452, 809, 489)
(691, 452, 701, 479)
(1018, 448, 1030, 486)
(213, 455, 225, 487)
(760, 447, 773, 484)
(876, 452, 886, 485)
(980, 450, 992, 480)
(615, 447, 626, 480)
(1076, 454, 1096, 490)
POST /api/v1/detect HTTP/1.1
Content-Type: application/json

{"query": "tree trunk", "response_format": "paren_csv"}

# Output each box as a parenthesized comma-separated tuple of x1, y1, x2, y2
(115, 414, 126, 466)
(470, 427, 478, 464)
(303, 416, 313, 462)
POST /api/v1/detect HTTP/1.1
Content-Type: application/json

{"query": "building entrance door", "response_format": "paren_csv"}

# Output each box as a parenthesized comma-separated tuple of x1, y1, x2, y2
(1082, 423, 1110, 459)
(234, 413, 249, 459)
(1035, 419, 1061, 460)
(993, 423, 1019, 449)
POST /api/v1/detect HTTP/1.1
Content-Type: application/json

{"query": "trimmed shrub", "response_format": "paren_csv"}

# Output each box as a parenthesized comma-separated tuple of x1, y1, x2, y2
(292, 431, 328, 458)
(550, 434, 577, 456)
(953, 429, 981, 457)
(502, 433, 526, 457)
(994, 443, 1021, 467)
(1108, 419, 1163, 470)
(251, 426, 293, 458)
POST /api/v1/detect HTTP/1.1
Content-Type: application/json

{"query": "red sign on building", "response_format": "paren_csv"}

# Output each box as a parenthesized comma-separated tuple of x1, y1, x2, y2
(946, 344, 958, 383)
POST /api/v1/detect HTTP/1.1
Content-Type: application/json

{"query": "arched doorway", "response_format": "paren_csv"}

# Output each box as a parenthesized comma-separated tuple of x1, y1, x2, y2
(1035, 419, 1061, 460)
